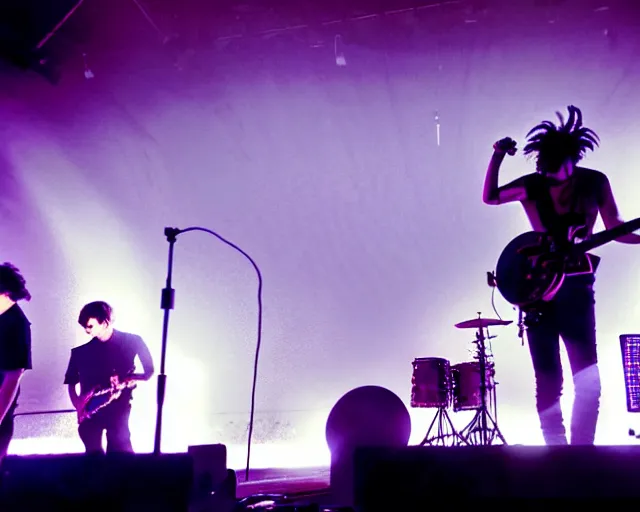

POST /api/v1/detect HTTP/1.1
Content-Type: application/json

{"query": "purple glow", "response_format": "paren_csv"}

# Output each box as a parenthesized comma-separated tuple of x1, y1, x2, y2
(1, 1, 640, 465)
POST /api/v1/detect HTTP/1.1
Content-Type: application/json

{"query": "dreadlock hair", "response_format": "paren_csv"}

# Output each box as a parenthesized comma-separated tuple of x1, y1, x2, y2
(0, 262, 31, 302)
(523, 105, 600, 174)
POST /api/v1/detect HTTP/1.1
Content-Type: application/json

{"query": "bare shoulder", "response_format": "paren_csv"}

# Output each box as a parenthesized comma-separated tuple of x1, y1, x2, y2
(501, 172, 538, 193)
(514, 172, 542, 198)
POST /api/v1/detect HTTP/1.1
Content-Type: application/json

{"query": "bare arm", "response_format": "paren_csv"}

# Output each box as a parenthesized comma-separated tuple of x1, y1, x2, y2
(0, 369, 24, 424)
(482, 138, 528, 205)
(598, 175, 640, 244)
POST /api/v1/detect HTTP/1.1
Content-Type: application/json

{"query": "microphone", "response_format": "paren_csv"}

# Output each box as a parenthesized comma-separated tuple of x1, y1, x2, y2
(164, 227, 181, 242)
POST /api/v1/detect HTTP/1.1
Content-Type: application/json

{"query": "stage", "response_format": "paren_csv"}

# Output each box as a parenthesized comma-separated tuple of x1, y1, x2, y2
(4, 444, 640, 510)
(233, 444, 640, 508)
(236, 466, 330, 499)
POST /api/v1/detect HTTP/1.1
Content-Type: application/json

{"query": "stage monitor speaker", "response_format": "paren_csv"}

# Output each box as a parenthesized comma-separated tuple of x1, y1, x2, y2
(354, 445, 640, 508)
(0, 452, 193, 511)
(188, 444, 228, 497)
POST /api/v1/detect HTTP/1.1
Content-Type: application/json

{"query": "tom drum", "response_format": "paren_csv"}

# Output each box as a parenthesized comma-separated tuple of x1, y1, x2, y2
(451, 361, 494, 412)
(410, 357, 451, 409)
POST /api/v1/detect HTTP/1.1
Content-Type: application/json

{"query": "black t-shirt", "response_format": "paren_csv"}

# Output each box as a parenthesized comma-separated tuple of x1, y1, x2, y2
(0, 303, 33, 407)
(63, 330, 146, 396)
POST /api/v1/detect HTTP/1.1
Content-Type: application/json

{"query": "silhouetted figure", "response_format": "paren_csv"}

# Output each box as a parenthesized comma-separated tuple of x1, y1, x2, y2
(483, 105, 640, 445)
(0, 263, 32, 464)
(64, 301, 154, 454)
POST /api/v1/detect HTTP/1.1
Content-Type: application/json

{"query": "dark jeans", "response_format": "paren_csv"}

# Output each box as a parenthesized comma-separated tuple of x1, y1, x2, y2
(0, 403, 16, 462)
(525, 273, 601, 445)
(78, 399, 134, 454)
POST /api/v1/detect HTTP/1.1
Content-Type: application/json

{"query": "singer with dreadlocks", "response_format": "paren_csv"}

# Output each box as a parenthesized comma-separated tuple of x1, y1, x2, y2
(482, 105, 640, 445)
(0, 263, 32, 464)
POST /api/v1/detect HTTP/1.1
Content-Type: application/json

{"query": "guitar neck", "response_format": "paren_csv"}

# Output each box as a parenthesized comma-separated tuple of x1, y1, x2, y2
(92, 379, 137, 397)
(573, 217, 640, 254)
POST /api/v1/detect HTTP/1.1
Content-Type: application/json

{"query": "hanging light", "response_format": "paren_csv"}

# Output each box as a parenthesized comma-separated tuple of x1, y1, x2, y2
(82, 52, 94, 79)
(334, 34, 346, 67)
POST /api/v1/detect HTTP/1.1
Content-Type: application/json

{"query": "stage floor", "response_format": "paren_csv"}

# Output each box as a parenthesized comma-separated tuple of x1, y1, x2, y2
(7, 445, 640, 508)
(236, 466, 330, 499)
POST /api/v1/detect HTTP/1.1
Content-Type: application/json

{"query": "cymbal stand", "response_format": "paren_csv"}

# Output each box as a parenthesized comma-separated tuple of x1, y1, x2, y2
(459, 326, 508, 446)
(419, 404, 468, 447)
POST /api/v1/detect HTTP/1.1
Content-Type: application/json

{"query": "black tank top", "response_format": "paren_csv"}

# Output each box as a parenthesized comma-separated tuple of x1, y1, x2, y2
(524, 169, 602, 243)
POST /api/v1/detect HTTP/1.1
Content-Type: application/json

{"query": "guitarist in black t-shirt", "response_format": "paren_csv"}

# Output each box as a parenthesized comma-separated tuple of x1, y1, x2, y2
(483, 105, 640, 446)
(64, 301, 154, 454)
(0, 263, 32, 464)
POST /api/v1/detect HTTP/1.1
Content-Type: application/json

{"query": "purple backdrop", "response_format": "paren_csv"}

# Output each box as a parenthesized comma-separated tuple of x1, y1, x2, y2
(1, 0, 639, 464)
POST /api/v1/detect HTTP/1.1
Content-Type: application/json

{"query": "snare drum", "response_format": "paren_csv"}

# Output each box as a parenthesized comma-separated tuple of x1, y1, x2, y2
(411, 357, 451, 408)
(451, 362, 494, 412)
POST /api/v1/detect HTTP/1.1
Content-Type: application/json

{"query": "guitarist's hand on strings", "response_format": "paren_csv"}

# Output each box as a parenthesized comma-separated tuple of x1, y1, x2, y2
(493, 137, 518, 156)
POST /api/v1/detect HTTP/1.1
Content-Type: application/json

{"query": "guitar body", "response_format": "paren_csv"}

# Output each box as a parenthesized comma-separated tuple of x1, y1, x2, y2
(495, 217, 640, 309)
(496, 231, 571, 308)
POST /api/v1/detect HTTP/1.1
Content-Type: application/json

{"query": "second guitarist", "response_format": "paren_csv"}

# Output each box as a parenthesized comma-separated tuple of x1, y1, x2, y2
(482, 105, 640, 446)
(64, 301, 155, 454)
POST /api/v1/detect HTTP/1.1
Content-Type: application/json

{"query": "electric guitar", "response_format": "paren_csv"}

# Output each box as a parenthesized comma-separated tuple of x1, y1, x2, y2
(78, 373, 137, 424)
(495, 217, 640, 308)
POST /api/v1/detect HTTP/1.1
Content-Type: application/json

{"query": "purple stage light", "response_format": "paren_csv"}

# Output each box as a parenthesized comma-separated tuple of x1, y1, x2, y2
(620, 335, 640, 413)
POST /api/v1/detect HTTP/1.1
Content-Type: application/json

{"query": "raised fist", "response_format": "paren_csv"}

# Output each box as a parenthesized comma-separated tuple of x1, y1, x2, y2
(493, 137, 517, 156)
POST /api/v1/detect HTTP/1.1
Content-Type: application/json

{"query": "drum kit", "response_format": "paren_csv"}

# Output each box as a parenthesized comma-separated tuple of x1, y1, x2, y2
(410, 313, 512, 446)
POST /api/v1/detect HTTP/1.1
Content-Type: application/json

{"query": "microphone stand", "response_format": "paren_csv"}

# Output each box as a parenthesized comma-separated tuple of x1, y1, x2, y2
(154, 227, 181, 456)
(152, 224, 263, 480)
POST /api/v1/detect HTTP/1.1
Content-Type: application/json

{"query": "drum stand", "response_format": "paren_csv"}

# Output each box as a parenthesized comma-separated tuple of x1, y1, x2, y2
(459, 326, 508, 446)
(419, 405, 468, 447)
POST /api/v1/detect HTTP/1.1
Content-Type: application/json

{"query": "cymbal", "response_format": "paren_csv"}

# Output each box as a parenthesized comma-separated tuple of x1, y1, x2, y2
(455, 318, 513, 329)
